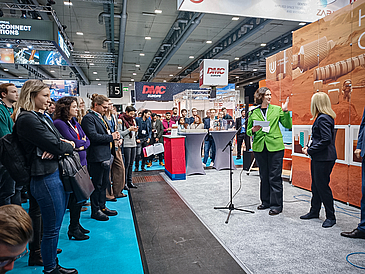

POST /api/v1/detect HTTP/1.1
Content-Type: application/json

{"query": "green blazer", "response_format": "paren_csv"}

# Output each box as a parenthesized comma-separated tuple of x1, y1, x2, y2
(247, 104, 292, 152)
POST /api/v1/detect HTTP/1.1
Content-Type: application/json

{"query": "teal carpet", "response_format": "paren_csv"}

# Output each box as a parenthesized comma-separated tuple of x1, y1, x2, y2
(14, 190, 144, 274)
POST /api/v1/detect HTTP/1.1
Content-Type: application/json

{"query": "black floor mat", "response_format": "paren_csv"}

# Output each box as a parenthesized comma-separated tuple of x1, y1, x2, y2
(130, 171, 246, 274)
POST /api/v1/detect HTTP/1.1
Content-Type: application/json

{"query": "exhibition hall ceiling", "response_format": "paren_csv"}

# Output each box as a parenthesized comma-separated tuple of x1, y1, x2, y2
(0, 0, 305, 86)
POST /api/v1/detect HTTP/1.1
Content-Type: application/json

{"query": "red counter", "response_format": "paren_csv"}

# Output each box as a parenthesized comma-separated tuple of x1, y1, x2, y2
(163, 135, 186, 180)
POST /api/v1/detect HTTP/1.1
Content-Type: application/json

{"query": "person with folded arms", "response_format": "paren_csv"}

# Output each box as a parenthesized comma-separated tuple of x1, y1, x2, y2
(81, 94, 120, 222)
(301, 92, 337, 228)
(247, 87, 291, 216)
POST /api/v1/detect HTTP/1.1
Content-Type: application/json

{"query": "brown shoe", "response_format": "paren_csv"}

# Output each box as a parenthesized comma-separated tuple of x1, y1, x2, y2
(81, 207, 88, 212)
(159, 162, 165, 166)
(147, 162, 152, 167)
(340, 228, 365, 239)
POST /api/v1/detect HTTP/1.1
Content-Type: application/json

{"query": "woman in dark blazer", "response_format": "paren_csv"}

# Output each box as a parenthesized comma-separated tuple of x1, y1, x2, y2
(81, 94, 120, 221)
(53, 96, 90, 240)
(15, 80, 77, 274)
(301, 92, 337, 228)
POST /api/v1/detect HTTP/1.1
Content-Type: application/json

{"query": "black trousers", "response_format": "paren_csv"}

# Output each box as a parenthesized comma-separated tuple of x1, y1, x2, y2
(68, 193, 82, 231)
(236, 133, 245, 157)
(28, 189, 43, 252)
(123, 147, 136, 186)
(254, 146, 284, 211)
(310, 160, 336, 220)
(88, 162, 110, 214)
(135, 139, 149, 168)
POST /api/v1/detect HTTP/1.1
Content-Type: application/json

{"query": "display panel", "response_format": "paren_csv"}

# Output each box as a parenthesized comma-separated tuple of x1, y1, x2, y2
(43, 79, 79, 100)
(0, 48, 14, 63)
(14, 48, 39, 65)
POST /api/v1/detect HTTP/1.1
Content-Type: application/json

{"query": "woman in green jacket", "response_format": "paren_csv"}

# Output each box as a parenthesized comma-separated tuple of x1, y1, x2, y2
(247, 87, 292, 215)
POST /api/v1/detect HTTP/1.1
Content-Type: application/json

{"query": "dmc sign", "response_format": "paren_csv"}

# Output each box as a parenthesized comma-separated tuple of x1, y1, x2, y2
(142, 85, 166, 95)
(207, 67, 225, 75)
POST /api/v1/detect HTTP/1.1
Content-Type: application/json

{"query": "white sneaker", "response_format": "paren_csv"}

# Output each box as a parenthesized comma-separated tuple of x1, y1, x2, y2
(203, 163, 206, 168)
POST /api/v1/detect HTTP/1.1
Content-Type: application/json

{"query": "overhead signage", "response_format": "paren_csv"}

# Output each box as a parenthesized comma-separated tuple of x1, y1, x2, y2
(0, 18, 55, 40)
(135, 82, 199, 101)
(178, 0, 349, 22)
(108, 83, 123, 98)
(58, 32, 70, 58)
(199, 59, 228, 88)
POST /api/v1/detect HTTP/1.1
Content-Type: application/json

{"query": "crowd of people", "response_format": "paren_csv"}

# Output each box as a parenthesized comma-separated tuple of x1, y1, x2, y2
(0, 80, 364, 274)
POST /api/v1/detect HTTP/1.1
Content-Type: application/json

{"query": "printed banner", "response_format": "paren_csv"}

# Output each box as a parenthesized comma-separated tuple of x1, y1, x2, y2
(178, 0, 349, 22)
(135, 82, 199, 101)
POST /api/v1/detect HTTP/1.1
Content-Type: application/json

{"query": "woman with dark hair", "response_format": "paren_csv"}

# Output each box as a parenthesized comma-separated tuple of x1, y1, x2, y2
(177, 116, 189, 131)
(190, 115, 204, 129)
(14, 80, 77, 274)
(119, 106, 138, 189)
(247, 87, 292, 216)
(53, 96, 90, 240)
(301, 92, 337, 228)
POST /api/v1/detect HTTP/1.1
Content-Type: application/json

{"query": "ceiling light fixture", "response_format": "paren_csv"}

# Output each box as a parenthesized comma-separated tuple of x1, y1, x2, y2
(142, 12, 156, 16)
(139, 53, 145, 56)
(235, 76, 239, 78)
(96, 78, 100, 80)
(260, 43, 266, 47)
(154, 9, 162, 13)
(250, 82, 253, 84)
(135, 64, 140, 67)
(64, 1, 73, 6)
(129, 83, 132, 86)
(299, 22, 306, 26)
(145, 36, 151, 40)
(93, 71, 97, 74)
(131, 79, 135, 81)
(89, 63, 94, 66)
(194, 80, 197, 83)
(253, 68, 257, 71)
(178, 66, 182, 69)
(169, 74, 173, 77)
(206, 40, 212, 44)
(6, 43, 11, 48)
(76, 32, 83, 35)
(189, 56, 194, 59)
(232, 17, 239, 21)
(234, 57, 239, 60)
(50, 70, 55, 72)
(3, 69, 8, 71)
(98, 83, 101, 86)
(163, 80, 166, 82)
(132, 73, 137, 75)
(84, 51, 90, 53)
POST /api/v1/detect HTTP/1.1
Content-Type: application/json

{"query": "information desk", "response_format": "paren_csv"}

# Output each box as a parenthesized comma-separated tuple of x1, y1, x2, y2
(163, 135, 186, 180)
(210, 130, 237, 171)
(178, 131, 207, 176)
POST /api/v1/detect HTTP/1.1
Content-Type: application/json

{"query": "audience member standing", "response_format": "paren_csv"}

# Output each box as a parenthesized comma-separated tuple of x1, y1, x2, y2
(341, 106, 365, 238)
(119, 106, 138, 189)
(0, 83, 20, 206)
(15, 79, 77, 274)
(178, 117, 189, 131)
(53, 96, 90, 240)
(247, 87, 291, 216)
(235, 109, 246, 160)
(81, 94, 120, 221)
(203, 109, 217, 167)
(188, 108, 198, 125)
(301, 92, 337, 228)
(135, 109, 151, 172)
(162, 112, 175, 135)
(0, 204, 33, 274)
(76, 97, 86, 124)
(148, 113, 164, 167)
(181, 109, 189, 124)
(190, 115, 204, 129)
(171, 107, 179, 123)
(45, 100, 56, 119)
(222, 107, 232, 119)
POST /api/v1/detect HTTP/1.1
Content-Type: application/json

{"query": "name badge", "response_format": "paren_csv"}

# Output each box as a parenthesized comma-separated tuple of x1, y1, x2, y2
(142, 130, 146, 135)
(262, 126, 270, 133)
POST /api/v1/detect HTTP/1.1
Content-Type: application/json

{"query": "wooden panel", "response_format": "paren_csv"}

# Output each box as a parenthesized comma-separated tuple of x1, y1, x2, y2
(348, 165, 362, 207)
(292, 156, 311, 190)
(329, 163, 348, 202)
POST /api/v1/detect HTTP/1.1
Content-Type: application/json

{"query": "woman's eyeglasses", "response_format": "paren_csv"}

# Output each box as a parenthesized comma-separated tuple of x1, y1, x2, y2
(0, 248, 28, 268)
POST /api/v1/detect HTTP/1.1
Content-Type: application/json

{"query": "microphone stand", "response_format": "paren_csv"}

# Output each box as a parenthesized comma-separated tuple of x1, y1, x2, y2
(214, 125, 254, 224)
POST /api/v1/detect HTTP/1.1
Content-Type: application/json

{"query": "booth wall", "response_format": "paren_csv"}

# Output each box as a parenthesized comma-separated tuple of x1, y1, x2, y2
(266, 0, 365, 207)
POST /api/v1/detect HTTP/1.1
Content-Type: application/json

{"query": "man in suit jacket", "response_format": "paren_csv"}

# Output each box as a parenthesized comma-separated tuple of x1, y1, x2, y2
(235, 109, 246, 160)
(203, 109, 217, 167)
(81, 95, 120, 221)
(341, 107, 365, 238)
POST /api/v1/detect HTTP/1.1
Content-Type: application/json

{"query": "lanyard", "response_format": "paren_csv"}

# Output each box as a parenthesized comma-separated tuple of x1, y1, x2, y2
(0, 99, 12, 116)
(68, 121, 80, 140)
(90, 110, 111, 134)
(260, 105, 269, 121)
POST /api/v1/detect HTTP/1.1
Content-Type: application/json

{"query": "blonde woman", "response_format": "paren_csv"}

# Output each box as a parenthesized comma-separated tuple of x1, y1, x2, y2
(76, 96, 86, 124)
(14, 80, 77, 274)
(301, 92, 337, 228)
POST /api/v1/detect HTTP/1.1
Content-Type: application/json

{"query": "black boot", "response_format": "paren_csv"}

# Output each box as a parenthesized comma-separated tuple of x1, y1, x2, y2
(28, 249, 43, 266)
(67, 227, 89, 240)
(43, 267, 61, 274)
(56, 258, 78, 274)
(79, 224, 90, 234)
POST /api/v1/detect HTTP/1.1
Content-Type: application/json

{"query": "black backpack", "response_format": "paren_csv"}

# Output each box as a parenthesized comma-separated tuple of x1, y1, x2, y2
(0, 117, 30, 187)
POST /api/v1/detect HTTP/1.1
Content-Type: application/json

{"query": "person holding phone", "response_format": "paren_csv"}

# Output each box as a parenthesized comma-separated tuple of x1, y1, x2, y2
(247, 87, 292, 216)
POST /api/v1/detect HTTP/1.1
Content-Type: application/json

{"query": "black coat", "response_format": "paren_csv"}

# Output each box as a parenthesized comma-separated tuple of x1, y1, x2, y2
(307, 113, 337, 161)
(16, 111, 74, 176)
(235, 117, 246, 134)
(81, 112, 113, 163)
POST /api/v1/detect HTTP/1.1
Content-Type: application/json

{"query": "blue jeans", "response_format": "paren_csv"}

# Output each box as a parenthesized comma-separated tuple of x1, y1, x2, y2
(30, 169, 68, 272)
(203, 138, 216, 164)
(359, 157, 365, 231)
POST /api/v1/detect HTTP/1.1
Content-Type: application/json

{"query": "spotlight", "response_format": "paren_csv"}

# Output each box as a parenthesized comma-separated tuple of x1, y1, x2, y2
(0, 9, 3, 17)
(62, 25, 67, 30)
(47, 0, 56, 6)
(20, 10, 27, 19)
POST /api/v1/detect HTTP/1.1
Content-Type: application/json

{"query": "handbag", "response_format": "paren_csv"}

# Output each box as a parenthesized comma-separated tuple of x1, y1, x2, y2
(59, 151, 94, 203)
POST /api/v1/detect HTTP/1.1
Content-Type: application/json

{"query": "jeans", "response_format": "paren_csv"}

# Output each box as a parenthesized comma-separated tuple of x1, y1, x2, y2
(135, 139, 149, 169)
(358, 157, 365, 231)
(30, 169, 68, 272)
(254, 146, 284, 211)
(203, 137, 216, 164)
(0, 163, 17, 206)
(124, 147, 136, 186)
(88, 162, 110, 214)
